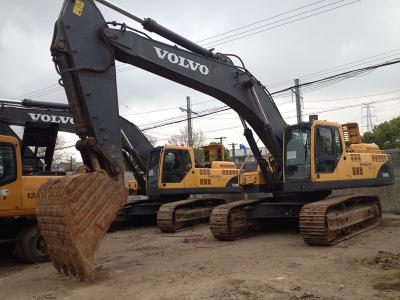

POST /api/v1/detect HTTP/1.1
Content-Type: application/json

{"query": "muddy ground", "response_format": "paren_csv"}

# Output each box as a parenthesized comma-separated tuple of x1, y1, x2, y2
(1, 215, 399, 300)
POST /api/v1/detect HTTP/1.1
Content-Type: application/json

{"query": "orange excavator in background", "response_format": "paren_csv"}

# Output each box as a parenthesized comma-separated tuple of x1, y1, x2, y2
(36, 0, 394, 281)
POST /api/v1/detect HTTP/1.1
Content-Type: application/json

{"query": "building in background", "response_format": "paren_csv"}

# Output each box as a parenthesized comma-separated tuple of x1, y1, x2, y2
(229, 145, 268, 171)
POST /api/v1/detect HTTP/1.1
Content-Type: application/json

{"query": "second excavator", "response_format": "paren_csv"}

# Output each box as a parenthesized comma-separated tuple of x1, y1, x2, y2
(36, 0, 394, 281)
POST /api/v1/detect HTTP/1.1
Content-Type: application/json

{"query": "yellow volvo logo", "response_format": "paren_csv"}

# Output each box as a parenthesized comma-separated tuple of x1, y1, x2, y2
(72, 0, 85, 16)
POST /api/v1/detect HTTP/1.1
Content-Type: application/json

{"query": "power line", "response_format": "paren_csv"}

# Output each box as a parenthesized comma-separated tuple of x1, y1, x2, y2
(205, 0, 361, 47)
(143, 90, 400, 132)
(121, 99, 216, 116)
(15, 0, 360, 100)
(267, 48, 400, 89)
(201, 0, 358, 47)
(271, 57, 400, 96)
(290, 97, 400, 119)
(196, 0, 329, 43)
(142, 107, 231, 131)
(209, 57, 400, 123)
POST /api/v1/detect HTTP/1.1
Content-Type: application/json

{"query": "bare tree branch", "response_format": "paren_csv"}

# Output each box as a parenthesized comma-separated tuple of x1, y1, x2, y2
(168, 126, 206, 148)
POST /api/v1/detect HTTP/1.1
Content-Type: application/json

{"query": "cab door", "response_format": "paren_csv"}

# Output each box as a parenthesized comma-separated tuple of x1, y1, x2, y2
(313, 126, 342, 179)
(0, 140, 22, 211)
(161, 149, 193, 186)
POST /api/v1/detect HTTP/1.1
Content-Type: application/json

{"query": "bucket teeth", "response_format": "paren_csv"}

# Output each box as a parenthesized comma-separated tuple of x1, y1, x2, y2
(36, 171, 128, 281)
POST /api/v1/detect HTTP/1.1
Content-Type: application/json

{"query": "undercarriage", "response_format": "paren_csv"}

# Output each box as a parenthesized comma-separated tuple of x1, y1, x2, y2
(210, 194, 382, 245)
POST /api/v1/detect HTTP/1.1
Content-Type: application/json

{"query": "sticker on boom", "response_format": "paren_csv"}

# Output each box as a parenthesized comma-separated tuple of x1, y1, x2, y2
(72, 0, 84, 16)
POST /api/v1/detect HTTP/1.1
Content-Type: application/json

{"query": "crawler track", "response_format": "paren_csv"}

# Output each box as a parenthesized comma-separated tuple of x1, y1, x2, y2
(157, 198, 226, 232)
(210, 199, 265, 240)
(299, 195, 381, 246)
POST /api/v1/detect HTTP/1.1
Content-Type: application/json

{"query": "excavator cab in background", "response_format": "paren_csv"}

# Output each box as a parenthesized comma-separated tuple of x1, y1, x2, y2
(0, 132, 63, 263)
(146, 144, 238, 196)
(202, 143, 225, 167)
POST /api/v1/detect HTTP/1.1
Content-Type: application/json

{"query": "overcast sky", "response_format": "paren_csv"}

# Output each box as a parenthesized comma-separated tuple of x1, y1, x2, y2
(1, 0, 399, 155)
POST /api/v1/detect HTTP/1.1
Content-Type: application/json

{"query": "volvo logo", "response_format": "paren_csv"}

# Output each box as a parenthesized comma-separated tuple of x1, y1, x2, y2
(28, 113, 74, 124)
(153, 46, 210, 75)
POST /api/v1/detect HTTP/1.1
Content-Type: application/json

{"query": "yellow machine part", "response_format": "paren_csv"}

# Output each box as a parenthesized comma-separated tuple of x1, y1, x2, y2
(0, 135, 61, 218)
(240, 120, 390, 189)
(128, 179, 140, 194)
(202, 143, 225, 164)
(309, 120, 389, 183)
(157, 145, 239, 190)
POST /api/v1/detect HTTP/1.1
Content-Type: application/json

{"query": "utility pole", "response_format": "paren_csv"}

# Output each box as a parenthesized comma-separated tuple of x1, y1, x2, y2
(69, 156, 73, 172)
(294, 79, 303, 123)
(229, 142, 236, 163)
(214, 136, 227, 144)
(179, 96, 197, 147)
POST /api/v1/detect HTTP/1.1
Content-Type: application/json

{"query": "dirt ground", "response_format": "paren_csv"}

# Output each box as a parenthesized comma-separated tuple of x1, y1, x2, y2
(1, 215, 400, 300)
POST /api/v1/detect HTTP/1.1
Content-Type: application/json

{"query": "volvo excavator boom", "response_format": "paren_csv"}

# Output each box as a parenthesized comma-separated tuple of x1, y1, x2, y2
(37, 0, 394, 281)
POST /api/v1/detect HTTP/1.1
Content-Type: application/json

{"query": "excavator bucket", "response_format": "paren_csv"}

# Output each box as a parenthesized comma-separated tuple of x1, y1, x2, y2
(36, 171, 128, 281)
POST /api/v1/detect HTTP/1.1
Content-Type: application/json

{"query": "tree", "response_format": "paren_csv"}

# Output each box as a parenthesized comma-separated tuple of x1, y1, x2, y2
(362, 116, 400, 149)
(143, 132, 158, 146)
(224, 148, 232, 161)
(168, 125, 206, 148)
(52, 135, 71, 166)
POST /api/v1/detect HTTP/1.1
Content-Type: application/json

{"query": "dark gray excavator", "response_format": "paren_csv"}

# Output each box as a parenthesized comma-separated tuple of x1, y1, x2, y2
(36, 0, 393, 281)
(0, 99, 151, 178)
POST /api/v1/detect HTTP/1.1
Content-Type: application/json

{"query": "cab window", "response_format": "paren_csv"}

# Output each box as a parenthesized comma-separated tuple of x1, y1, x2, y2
(162, 149, 192, 183)
(285, 126, 311, 180)
(315, 127, 342, 173)
(0, 143, 17, 186)
(147, 150, 161, 188)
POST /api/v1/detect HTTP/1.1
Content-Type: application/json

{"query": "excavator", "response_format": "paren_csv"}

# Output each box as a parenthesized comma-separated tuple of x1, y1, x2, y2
(36, 0, 394, 281)
(0, 98, 240, 262)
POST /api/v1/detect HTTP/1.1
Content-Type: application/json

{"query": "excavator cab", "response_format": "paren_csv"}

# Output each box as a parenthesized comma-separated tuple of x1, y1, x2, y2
(146, 145, 240, 196)
(146, 146, 194, 189)
(284, 120, 394, 191)
(146, 146, 195, 195)
(284, 120, 343, 181)
(202, 144, 224, 167)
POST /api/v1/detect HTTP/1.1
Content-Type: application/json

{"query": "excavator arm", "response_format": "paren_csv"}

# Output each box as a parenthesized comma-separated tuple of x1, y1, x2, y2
(51, 0, 286, 184)
(39, 0, 288, 281)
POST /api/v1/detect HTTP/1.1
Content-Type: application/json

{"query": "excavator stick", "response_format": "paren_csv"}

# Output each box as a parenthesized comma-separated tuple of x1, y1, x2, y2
(36, 171, 127, 281)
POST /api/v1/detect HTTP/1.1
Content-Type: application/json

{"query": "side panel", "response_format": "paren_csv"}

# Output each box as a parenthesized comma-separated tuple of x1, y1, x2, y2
(21, 176, 61, 210)
(311, 122, 391, 182)
(283, 121, 394, 193)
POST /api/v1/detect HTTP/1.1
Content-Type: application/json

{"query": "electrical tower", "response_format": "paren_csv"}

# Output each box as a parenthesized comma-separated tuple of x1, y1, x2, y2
(361, 103, 377, 132)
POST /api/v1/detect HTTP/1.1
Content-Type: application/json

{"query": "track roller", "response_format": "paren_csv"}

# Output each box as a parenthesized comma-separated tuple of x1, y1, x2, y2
(157, 198, 226, 232)
(210, 199, 264, 240)
(300, 194, 381, 246)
